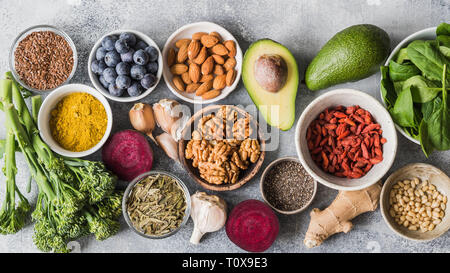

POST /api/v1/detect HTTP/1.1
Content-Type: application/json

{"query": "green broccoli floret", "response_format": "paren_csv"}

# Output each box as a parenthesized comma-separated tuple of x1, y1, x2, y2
(94, 191, 123, 219)
(84, 205, 120, 241)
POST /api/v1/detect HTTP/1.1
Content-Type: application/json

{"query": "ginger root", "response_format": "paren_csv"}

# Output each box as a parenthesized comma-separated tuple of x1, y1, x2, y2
(304, 182, 381, 248)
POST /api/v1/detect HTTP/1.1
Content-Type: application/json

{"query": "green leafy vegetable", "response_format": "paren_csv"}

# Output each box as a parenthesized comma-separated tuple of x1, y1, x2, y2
(395, 48, 410, 64)
(389, 60, 420, 81)
(390, 87, 415, 127)
(402, 75, 441, 103)
(436, 22, 450, 36)
(407, 40, 450, 82)
(380, 66, 397, 109)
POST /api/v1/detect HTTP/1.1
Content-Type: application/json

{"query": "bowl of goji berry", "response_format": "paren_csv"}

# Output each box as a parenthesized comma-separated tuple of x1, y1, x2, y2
(295, 89, 398, 191)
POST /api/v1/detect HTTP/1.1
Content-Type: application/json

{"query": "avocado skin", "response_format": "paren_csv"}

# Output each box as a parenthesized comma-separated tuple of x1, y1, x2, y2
(305, 24, 390, 91)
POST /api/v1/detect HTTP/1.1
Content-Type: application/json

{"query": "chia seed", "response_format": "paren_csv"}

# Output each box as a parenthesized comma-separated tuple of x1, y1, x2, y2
(263, 160, 315, 212)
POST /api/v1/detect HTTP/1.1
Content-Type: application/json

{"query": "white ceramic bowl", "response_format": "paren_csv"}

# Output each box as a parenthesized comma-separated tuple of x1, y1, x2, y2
(37, 84, 113, 157)
(380, 27, 436, 145)
(162, 21, 243, 104)
(88, 29, 163, 102)
(295, 89, 398, 191)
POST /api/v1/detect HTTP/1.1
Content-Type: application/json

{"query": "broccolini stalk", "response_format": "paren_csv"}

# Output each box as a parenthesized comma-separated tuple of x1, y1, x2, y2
(0, 84, 30, 234)
(83, 205, 120, 241)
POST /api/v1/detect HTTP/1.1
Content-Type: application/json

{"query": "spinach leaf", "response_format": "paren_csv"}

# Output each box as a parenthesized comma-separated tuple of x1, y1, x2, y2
(425, 64, 450, 151)
(439, 46, 450, 58)
(393, 81, 404, 95)
(437, 35, 450, 47)
(422, 96, 442, 120)
(396, 48, 410, 64)
(380, 66, 397, 109)
(419, 120, 434, 157)
(402, 75, 441, 103)
(388, 60, 421, 81)
(436, 22, 450, 36)
(407, 40, 450, 82)
(390, 86, 416, 127)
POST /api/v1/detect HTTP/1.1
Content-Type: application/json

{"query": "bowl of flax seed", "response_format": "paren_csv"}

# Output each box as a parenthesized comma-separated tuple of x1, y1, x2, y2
(9, 25, 77, 92)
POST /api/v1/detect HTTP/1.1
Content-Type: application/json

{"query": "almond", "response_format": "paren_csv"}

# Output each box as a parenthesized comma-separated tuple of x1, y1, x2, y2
(201, 56, 214, 75)
(189, 63, 201, 83)
(210, 31, 222, 41)
(211, 54, 225, 65)
(223, 57, 236, 71)
(200, 35, 219, 48)
(188, 40, 201, 60)
(172, 76, 185, 91)
(186, 83, 201, 93)
(200, 74, 214, 83)
(202, 90, 221, 100)
(177, 43, 188, 63)
(192, 32, 208, 40)
(170, 64, 188, 75)
(214, 64, 225, 75)
(193, 46, 207, 65)
(167, 48, 176, 67)
(211, 44, 229, 56)
(224, 40, 236, 57)
(181, 72, 192, 84)
(175, 39, 191, 48)
(196, 80, 213, 96)
(226, 69, 236, 86)
(213, 74, 227, 90)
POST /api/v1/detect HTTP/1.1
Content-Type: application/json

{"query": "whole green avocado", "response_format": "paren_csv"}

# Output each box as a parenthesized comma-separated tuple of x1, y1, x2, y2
(305, 24, 390, 91)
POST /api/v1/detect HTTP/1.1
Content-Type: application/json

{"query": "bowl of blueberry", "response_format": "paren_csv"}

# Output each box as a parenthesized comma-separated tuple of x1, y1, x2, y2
(88, 29, 162, 102)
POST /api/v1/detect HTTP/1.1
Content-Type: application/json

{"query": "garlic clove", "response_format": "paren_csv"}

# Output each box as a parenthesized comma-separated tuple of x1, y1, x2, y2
(156, 133, 179, 162)
(190, 192, 227, 244)
(129, 103, 157, 144)
(153, 99, 180, 134)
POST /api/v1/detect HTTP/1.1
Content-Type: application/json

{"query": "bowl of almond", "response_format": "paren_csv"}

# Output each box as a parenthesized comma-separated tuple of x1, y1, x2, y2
(162, 22, 242, 104)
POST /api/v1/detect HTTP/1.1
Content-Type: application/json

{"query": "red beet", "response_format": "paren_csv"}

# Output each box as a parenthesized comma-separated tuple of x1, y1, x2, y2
(226, 199, 279, 252)
(102, 129, 153, 182)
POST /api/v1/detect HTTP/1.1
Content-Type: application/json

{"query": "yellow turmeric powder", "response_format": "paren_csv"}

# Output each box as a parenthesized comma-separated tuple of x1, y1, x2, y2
(50, 92, 107, 152)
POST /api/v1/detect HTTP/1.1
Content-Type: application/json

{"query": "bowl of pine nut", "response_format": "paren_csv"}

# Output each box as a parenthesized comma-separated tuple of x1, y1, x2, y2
(380, 163, 450, 241)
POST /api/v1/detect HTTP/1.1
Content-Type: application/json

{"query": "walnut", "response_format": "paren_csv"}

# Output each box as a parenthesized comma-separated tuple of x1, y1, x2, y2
(232, 117, 254, 140)
(239, 139, 261, 163)
(198, 162, 227, 184)
(208, 141, 233, 164)
(231, 151, 248, 170)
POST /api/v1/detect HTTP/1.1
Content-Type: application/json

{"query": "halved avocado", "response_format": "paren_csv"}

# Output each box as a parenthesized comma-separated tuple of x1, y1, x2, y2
(242, 39, 299, 130)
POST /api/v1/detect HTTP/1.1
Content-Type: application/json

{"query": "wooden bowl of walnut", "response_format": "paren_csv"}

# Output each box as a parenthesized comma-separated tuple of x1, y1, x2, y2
(179, 105, 265, 191)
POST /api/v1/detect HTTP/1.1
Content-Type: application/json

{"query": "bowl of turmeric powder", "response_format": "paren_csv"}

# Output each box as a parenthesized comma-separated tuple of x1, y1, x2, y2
(37, 83, 113, 157)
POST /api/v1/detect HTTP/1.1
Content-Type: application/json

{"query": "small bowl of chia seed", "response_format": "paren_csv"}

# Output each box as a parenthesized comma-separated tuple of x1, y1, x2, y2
(260, 157, 317, 215)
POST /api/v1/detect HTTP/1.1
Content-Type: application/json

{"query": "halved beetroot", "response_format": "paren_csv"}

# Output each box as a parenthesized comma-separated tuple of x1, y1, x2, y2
(226, 199, 279, 252)
(102, 129, 153, 182)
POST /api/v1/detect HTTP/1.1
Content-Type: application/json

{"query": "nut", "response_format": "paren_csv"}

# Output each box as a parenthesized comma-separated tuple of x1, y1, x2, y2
(172, 76, 185, 91)
(214, 64, 225, 75)
(188, 40, 201, 60)
(213, 74, 227, 90)
(200, 74, 214, 83)
(201, 34, 219, 48)
(181, 72, 192, 84)
(211, 44, 229, 56)
(177, 43, 188, 63)
(226, 69, 236, 86)
(223, 57, 236, 71)
(192, 32, 208, 40)
(175, 38, 191, 48)
(224, 40, 236, 57)
(210, 31, 222, 41)
(186, 83, 201, 93)
(212, 54, 225, 65)
(193, 46, 207, 65)
(167, 48, 176, 66)
(201, 56, 214, 75)
(189, 63, 201, 83)
(202, 89, 221, 100)
(170, 63, 188, 75)
(195, 80, 213, 96)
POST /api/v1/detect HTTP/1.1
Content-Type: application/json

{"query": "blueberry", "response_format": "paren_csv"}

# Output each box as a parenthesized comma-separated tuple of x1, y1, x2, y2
(96, 47, 107, 61)
(145, 61, 158, 74)
(135, 40, 148, 50)
(121, 48, 135, 63)
(99, 75, 109, 89)
(133, 49, 149, 65)
(108, 84, 125, 97)
(101, 35, 118, 51)
(104, 50, 121, 67)
(103, 67, 117, 84)
(130, 65, 146, 80)
(119, 32, 136, 46)
(115, 62, 131, 75)
(91, 60, 100, 74)
(141, 74, 157, 89)
(127, 82, 144, 97)
(116, 75, 132, 89)
(97, 60, 107, 74)
(115, 39, 131, 54)
(144, 46, 159, 62)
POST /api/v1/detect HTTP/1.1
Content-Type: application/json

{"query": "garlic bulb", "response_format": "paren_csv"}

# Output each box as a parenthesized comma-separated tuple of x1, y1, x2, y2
(129, 103, 156, 143)
(152, 99, 188, 141)
(190, 192, 227, 244)
(156, 133, 179, 162)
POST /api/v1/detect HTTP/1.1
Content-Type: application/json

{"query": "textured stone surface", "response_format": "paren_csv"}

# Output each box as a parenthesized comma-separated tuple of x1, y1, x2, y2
(0, 0, 449, 253)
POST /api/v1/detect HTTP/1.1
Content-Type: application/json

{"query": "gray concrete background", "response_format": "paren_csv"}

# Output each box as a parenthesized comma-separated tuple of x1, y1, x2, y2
(0, 0, 449, 253)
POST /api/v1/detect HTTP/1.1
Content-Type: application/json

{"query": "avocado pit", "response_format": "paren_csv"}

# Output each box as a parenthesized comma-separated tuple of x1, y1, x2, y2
(254, 54, 287, 93)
